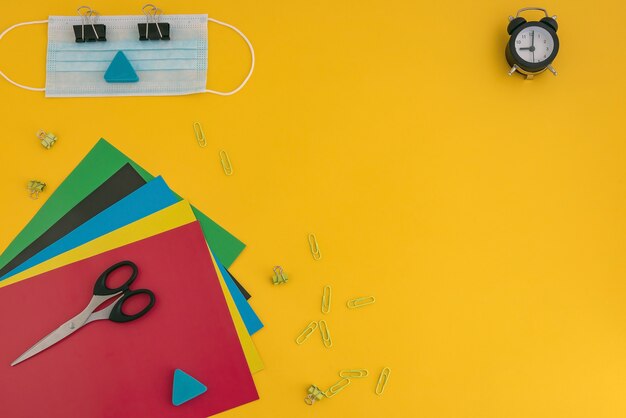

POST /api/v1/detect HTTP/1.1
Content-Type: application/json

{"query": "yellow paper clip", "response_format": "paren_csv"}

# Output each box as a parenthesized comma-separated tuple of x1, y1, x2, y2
(375, 367, 391, 395)
(339, 369, 369, 379)
(319, 319, 332, 348)
(321, 285, 331, 314)
(296, 321, 318, 345)
(27, 180, 46, 199)
(325, 378, 351, 398)
(347, 296, 376, 309)
(193, 122, 207, 147)
(219, 150, 233, 176)
(272, 266, 288, 285)
(308, 233, 321, 260)
(305, 384, 325, 405)
(36, 130, 57, 149)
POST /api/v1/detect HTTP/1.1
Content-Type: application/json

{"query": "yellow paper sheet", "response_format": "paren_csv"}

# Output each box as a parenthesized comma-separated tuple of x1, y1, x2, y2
(0, 201, 264, 373)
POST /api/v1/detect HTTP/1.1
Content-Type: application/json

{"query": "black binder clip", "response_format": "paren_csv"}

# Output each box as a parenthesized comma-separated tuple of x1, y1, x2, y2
(138, 4, 170, 41)
(73, 6, 106, 42)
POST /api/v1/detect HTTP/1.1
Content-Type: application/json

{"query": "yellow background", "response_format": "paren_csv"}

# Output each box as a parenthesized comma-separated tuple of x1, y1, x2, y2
(1, 1, 625, 417)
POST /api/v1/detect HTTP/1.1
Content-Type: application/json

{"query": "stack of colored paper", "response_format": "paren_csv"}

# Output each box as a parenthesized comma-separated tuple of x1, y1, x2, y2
(0, 139, 263, 417)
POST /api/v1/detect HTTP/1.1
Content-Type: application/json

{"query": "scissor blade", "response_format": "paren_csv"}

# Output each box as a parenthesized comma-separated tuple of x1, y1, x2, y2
(11, 316, 84, 367)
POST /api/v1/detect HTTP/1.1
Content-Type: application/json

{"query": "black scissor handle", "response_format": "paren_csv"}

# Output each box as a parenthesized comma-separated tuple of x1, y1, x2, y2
(109, 289, 156, 323)
(93, 261, 138, 296)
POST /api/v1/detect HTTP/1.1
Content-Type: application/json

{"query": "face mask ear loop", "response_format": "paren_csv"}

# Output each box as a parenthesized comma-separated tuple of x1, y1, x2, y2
(205, 17, 255, 96)
(0, 20, 47, 92)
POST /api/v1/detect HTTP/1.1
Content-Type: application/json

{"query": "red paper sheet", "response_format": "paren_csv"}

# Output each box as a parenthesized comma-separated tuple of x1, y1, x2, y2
(0, 222, 258, 418)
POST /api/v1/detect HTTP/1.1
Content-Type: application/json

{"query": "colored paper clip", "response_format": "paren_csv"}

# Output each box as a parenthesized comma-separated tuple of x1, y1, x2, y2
(308, 233, 322, 260)
(321, 285, 331, 314)
(73, 6, 106, 42)
(375, 367, 391, 395)
(272, 266, 288, 285)
(347, 296, 376, 309)
(339, 369, 369, 378)
(305, 384, 325, 405)
(139, 4, 170, 41)
(27, 180, 46, 199)
(325, 378, 351, 398)
(319, 320, 332, 348)
(36, 130, 57, 149)
(296, 321, 318, 345)
(193, 122, 206, 148)
(219, 150, 233, 176)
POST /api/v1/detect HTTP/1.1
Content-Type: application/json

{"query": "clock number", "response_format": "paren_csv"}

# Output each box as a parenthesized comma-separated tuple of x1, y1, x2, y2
(516, 40, 521, 44)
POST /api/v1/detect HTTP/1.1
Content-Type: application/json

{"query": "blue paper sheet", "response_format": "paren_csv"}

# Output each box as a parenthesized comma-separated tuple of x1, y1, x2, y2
(216, 258, 264, 335)
(0, 177, 262, 335)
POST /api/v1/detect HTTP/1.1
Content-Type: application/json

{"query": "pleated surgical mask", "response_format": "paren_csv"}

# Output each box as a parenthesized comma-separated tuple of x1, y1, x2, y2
(0, 13, 254, 97)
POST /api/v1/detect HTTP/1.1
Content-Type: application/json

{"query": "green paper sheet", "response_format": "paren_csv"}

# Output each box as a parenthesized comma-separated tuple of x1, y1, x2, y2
(0, 139, 245, 269)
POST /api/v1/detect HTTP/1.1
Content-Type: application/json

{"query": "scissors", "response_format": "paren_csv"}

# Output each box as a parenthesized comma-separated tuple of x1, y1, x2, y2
(11, 261, 155, 367)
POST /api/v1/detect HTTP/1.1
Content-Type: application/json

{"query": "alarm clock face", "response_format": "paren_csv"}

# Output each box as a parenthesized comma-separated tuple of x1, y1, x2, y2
(514, 26, 555, 64)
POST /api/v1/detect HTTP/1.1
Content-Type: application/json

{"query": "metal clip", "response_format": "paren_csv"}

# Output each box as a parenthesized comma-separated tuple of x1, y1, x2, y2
(219, 150, 233, 176)
(305, 384, 325, 405)
(193, 122, 206, 147)
(74, 6, 106, 42)
(296, 321, 318, 345)
(321, 285, 331, 314)
(308, 233, 322, 260)
(27, 180, 46, 199)
(347, 296, 376, 309)
(36, 130, 57, 149)
(375, 367, 391, 395)
(339, 369, 369, 379)
(319, 319, 332, 348)
(272, 266, 288, 285)
(325, 378, 351, 398)
(139, 4, 170, 40)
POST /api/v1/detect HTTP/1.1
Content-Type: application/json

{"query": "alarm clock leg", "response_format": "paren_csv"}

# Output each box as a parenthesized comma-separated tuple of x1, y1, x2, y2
(547, 65, 557, 76)
(508, 65, 519, 76)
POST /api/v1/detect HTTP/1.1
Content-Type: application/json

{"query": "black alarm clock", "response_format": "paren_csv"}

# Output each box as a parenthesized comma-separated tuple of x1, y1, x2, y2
(506, 7, 559, 79)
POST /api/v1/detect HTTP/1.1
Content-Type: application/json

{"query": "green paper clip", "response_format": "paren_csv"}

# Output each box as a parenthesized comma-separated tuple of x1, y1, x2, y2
(325, 377, 351, 398)
(347, 296, 376, 309)
(271, 266, 288, 285)
(219, 150, 233, 176)
(321, 285, 331, 314)
(36, 130, 57, 149)
(375, 367, 391, 395)
(308, 233, 321, 260)
(27, 180, 46, 199)
(319, 319, 332, 348)
(193, 122, 206, 148)
(339, 369, 369, 378)
(305, 384, 325, 405)
(296, 321, 318, 345)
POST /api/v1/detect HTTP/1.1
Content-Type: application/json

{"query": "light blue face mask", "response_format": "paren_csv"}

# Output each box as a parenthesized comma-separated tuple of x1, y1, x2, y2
(0, 14, 254, 97)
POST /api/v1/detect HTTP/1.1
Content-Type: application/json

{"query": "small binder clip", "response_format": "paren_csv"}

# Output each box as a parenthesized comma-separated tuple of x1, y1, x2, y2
(74, 6, 106, 42)
(347, 296, 376, 309)
(193, 122, 207, 148)
(27, 180, 46, 199)
(375, 367, 391, 395)
(139, 4, 170, 40)
(36, 130, 57, 149)
(296, 321, 318, 345)
(321, 285, 331, 314)
(271, 266, 288, 285)
(304, 384, 325, 405)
